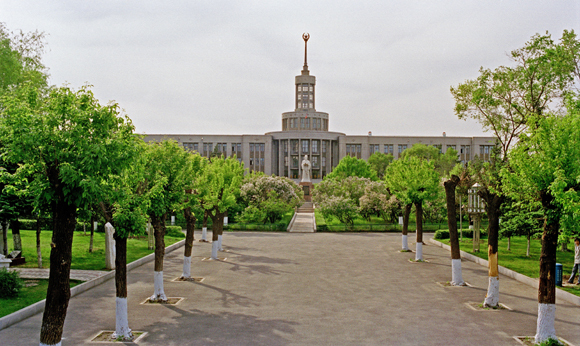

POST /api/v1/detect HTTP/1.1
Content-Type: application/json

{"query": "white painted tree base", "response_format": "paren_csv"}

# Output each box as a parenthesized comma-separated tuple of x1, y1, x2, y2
(451, 259, 465, 286)
(535, 303, 557, 343)
(211, 242, 218, 259)
(218, 234, 223, 251)
(201, 227, 207, 241)
(40, 342, 61, 346)
(181, 256, 191, 278)
(402, 235, 409, 251)
(150, 271, 167, 301)
(483, 276, 499, 307)
(113, 297, 133, 340)
(415, 242, 423, 261)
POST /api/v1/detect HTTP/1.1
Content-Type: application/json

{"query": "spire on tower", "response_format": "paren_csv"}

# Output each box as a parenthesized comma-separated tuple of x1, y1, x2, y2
(302, 33, 310, 75)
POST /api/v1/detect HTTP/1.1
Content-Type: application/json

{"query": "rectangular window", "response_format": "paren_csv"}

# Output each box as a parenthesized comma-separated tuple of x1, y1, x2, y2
(398, 144, 407, 155)
(312, 156, 319, 169)
(383, 144, 393, 155)
(305, 118, 310, 129)
(460, 145, 471, 162)
(479, 145, 493, 162)
(292, 156, 299, 168)
(203, 143, 213, 157)
(291, 140, 299, 154)
(433, 144, 442, 154)
(300, 118, 305, 128)
(183, 142, 198, 152)
(312, 140, 319, 154)
(321, 156, 326, 167)
(302, 140, 309, 153)
(370, 144, 379, 155)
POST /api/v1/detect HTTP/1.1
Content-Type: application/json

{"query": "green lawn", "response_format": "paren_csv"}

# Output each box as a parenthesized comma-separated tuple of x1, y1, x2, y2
(4, 229, 184, 271)
(0, 279, 81, 318)
(439, 235, 580, 296)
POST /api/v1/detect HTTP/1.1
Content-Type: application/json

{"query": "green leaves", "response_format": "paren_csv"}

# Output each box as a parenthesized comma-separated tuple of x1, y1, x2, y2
(0, 84, 137, 214)
(325, 155, 378, 181)
(384, 156, 441, 206)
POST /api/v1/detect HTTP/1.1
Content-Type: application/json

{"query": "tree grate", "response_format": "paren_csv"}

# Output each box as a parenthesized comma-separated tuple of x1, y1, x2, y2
(172, 277, 205, 282)
(140, 297, 184, 305)
(89, 331, 147, 343)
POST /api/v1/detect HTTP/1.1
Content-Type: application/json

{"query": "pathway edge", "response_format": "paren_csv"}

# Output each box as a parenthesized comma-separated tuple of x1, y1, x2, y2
(428, 238, 580, 307)
(0, 239, 185, 331)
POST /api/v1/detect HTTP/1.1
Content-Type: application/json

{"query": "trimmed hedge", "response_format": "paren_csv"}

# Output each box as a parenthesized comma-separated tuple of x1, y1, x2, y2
(433, 229, 488, 240)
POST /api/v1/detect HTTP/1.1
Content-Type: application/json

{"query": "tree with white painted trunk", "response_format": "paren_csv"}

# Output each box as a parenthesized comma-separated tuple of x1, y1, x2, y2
(502, 103, 580, 343)
(444, 175, 466, 286)
(98, 138, 149, 341)
(0, 84, 136, 346)
(181, 152, 206, 278)
(142, 140, 192, 301)
(197, 156, 244, 259)
(451, 29, 580, 311)
(385, 156, 440, 261)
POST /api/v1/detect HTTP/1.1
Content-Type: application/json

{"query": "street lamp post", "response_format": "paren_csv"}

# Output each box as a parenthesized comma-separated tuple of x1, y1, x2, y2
(468, 183, 485, 252)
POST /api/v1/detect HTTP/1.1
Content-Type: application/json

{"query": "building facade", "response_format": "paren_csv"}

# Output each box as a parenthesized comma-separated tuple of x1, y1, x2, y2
(144, 34, 495, 183)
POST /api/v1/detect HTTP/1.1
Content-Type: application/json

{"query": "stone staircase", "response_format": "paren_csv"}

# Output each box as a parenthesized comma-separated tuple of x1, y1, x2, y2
(287, 202, 316, 233)
(297, 202, 314, 213)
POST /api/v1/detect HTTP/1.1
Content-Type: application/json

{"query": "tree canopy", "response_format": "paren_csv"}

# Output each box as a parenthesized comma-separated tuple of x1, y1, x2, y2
(324, 155, 378, 181)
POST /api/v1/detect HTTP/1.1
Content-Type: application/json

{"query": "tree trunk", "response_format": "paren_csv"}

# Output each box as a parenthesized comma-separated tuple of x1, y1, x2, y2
(201, 211, 209, 242)
(481, 189, 503, 308)
(182, 207, 196, 278)
(36, 219, 42, 269)
(1, 221, 8, 256)
(114, 234, 132, 340)
(414, 202, 423, 261)
(209, 211, 224, 260)
(39, 171, 78, 346)
(507, 237, 511, 251)
(11, 219, 22, 252)
(89, 214, 95, 253)
(527, 234, 531, 257)
(401, 204, 412, 251)
(560, 238, 569, 252)
(535, 191, 559, 343)
(150, 213, 167, 301)
(444, 175, 464, 286)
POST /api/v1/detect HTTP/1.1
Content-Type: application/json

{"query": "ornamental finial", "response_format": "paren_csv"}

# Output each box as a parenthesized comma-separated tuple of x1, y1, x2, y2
(302, 33, 310, 72)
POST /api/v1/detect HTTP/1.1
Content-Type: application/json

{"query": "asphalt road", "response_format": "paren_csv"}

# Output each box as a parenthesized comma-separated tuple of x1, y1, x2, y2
(1, 232, 579, 346)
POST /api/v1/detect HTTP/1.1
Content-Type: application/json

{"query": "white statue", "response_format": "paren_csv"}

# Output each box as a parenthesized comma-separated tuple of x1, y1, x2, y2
(301, 155, 311, 182)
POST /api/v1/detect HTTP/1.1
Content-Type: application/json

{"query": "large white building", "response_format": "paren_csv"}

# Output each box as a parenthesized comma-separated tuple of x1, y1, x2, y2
(144, 34, 495, 183)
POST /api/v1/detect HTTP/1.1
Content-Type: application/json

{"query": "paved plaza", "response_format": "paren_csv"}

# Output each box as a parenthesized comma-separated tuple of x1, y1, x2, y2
(1, 232, 580, 345)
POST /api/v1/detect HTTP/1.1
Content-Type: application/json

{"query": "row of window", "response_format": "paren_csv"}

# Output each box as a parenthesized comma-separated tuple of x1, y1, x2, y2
(183, 142, 244, 159)
(284, 117, 328, 131)
(285, 155, 327, 169)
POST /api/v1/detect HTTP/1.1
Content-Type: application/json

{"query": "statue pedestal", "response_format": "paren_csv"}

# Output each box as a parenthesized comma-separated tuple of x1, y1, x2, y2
(299, 182, 313, 202)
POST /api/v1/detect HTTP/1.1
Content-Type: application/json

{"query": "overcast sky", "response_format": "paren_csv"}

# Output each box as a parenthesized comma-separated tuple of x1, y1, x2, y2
(2, 1, 579, 137)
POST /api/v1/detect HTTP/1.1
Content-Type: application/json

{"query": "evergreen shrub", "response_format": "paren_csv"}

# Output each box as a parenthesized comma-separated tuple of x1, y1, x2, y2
(0, 268, 24, 298)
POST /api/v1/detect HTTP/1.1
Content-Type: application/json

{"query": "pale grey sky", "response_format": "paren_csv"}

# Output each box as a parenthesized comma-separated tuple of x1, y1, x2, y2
(2, 1, 579, 137)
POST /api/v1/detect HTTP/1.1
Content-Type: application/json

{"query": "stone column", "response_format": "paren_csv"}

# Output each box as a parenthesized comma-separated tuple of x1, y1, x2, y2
(105, 222, 116, 270)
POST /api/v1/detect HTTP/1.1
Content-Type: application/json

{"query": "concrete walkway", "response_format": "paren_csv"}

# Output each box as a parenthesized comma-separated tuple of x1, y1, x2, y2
(1, 232, 580, 345)
(13, 268, 109, 282)
(288, 202, 316, 233)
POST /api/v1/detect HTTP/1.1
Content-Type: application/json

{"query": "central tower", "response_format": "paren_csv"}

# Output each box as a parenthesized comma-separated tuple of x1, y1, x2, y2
(282, 33, 329, 132)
